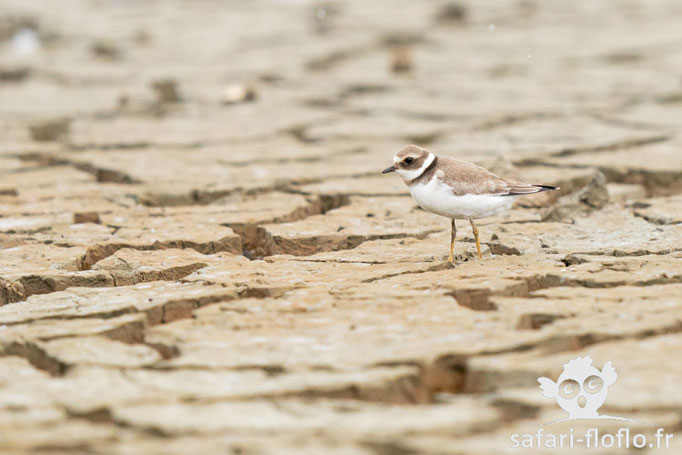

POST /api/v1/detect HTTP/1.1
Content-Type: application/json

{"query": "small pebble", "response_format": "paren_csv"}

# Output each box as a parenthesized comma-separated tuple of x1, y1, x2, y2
(391, 47, 413, 73)
(29, 118, 71, 142)
(73, 212, 101, 224)
(221, 84, 257, 105)
(152, 79, 181, 103)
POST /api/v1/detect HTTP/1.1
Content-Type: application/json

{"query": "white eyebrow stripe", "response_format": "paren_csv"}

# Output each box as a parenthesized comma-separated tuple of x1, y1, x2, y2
(396, 152, 434, 182)
(393, 155, 400, 164)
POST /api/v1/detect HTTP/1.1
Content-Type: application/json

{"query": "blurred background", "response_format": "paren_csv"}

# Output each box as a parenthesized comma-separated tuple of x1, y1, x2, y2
(1, 0, 682, 453)
(3, 0, 681, 177)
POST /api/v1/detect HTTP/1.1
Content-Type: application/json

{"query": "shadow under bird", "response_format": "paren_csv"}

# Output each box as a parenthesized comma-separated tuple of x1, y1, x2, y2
(382, 145, 558, 262)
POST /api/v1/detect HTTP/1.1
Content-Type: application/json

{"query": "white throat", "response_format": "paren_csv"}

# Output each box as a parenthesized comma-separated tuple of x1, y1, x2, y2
(396, 152, 435, 183)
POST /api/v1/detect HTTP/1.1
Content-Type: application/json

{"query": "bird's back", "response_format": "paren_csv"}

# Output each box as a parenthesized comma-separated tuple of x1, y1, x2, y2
(434, 155, 557, 197)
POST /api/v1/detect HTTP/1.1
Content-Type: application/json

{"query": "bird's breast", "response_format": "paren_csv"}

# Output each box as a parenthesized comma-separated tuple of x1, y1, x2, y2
(409, 177, 516, 219)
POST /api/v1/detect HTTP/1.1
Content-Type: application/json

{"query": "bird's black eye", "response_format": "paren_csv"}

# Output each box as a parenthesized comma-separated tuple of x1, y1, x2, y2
(404, 157, 414, 165)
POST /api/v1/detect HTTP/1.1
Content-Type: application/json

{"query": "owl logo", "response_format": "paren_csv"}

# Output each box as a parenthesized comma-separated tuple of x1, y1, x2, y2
(538, 356, 618, 420)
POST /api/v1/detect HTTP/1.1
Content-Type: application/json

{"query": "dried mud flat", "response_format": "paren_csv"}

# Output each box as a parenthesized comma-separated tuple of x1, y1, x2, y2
(1, 0, 682, 453)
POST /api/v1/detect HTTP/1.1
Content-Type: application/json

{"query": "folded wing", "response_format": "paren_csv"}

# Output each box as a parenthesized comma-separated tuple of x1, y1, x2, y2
(436, 157, 558, 196)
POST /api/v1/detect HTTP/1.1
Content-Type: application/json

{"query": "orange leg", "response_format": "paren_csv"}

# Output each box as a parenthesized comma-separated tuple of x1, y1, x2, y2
(468, 217, 482, 259)
(447, 219, 456, 263)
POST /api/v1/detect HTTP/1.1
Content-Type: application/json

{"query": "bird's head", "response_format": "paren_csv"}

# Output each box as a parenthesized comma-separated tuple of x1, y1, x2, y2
(382, 145, 432, 182)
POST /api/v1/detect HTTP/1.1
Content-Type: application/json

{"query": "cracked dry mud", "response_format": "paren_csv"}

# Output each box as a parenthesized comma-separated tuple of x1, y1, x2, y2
(1, 0, 682, 454)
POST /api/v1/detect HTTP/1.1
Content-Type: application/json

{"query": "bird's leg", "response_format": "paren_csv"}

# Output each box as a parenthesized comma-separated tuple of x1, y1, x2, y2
(468, 217, 482, 259)
(447, 218, 456, 263)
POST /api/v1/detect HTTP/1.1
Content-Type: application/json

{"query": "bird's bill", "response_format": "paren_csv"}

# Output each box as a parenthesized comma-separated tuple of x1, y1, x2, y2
(382, 165, 397, 174)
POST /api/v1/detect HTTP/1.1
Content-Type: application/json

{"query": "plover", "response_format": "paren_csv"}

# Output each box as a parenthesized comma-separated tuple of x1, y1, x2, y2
(382, 145, 558, 262)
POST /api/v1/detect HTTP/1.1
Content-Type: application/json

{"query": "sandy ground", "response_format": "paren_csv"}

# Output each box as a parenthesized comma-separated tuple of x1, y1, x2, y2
(1, 0, 682, 453)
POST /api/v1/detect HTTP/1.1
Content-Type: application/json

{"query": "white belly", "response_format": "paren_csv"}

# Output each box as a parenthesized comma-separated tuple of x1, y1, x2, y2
(409, 178, 517, 219)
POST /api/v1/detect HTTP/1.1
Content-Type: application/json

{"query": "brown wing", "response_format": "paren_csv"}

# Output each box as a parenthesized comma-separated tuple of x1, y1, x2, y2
(501, 181, 558, 196)
(436, 157, 557, 196)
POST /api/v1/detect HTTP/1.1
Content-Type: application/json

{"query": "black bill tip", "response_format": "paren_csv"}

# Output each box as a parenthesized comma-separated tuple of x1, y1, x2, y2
(382, 165, 397, 174)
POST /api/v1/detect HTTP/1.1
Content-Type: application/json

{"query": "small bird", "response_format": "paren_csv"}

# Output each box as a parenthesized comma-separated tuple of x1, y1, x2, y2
(382, 145, 558, 262)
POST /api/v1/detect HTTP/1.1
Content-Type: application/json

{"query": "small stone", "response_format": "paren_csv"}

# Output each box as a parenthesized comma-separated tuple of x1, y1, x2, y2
(91, 40, 121, 60)
(221, 84, 257, 105)
(0, 66, 30, 81)
(517, 313, 566, 330)
(434, 3, 468, 24)
(117, 93, 131, 109)
(578, 172, 609, 209)
(73, 212, 101, 224)
(28, 118, 72, 142)
(542, 171, 609, 221)
(391, 47, 413, 73)
(152, 79, 181, 103)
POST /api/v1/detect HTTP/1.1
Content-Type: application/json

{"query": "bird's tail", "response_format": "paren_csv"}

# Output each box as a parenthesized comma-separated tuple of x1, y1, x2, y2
(502, 184, 560, 196)
(531, 184, 559, 193)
